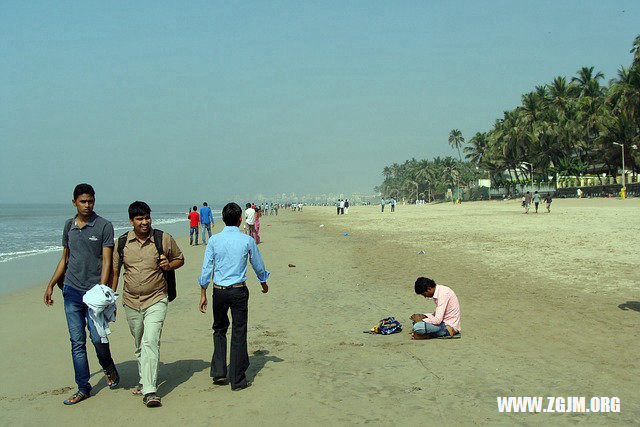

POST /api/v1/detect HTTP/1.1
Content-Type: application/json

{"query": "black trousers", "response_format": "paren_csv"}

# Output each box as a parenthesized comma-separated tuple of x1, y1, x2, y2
(211, 286, 250, 388)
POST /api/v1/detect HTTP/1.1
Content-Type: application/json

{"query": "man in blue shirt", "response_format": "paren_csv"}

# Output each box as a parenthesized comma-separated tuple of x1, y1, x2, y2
(199, 202, 214, 244)
(198, 202, 270, 391)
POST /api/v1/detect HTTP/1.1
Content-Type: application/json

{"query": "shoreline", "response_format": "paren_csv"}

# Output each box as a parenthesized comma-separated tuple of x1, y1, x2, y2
(0, 221, 191, 295)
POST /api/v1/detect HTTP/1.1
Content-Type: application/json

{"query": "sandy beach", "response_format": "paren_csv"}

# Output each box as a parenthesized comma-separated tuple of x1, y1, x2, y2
(1, 199, 639, 425)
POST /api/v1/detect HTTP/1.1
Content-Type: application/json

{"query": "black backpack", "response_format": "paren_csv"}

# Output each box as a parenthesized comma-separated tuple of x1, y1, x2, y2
(117, 229, 177, 302)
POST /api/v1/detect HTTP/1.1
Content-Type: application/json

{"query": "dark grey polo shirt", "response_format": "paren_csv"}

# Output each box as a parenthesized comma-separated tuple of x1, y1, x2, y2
(62, 212, 115, 291)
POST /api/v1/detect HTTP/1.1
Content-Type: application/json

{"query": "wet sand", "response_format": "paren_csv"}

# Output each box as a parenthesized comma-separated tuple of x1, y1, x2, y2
(1, 199, 638, 425)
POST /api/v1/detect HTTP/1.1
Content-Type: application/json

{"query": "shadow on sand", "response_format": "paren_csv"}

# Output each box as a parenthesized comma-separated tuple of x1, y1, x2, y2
(618, 301, 640, 313)
(247, 349, 284, 382)
(91, 359, 210, 397)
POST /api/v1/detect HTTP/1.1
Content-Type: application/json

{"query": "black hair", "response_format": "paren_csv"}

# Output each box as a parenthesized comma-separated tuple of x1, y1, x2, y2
(203, 202, 208, 206)
(223, 203, 243, 226)
(246, 203, 251, 208)
(414, 277, 437, 294)
(73, 183, 95, 200)
(128, 201, 151, 219)
(193, 206, 198, 211)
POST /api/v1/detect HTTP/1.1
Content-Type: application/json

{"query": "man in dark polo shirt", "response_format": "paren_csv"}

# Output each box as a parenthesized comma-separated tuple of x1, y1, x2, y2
(111, 201, 184, 407)
(44, 183, 118, 405)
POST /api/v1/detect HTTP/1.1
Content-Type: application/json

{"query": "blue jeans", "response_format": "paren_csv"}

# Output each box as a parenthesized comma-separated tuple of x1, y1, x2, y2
(201, 223, 212, 243)
(63, 285, 115, 394)
(190, 226, 199, 244)
(413, 321, 450, 338)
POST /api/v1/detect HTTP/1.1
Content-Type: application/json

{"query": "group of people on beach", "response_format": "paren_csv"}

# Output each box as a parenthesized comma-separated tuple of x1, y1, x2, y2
(336, 199, 349, 214)
(243, 202, 265, 244)
(380, 197, 396, 212)
(187, 202, 215, 245)
(521, 191, 552, 214)
(44, 184, 270, 407)
(42, 183, 461, 409)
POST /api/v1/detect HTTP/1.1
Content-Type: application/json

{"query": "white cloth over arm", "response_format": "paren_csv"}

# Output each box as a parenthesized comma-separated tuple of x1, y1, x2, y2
(83, 284, 119, 343)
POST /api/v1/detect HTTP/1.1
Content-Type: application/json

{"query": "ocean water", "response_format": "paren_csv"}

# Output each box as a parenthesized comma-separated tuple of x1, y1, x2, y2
(0, 203, 221, 264)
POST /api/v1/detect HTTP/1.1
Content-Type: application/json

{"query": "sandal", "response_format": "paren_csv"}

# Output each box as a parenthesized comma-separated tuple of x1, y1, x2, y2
(143, 393, 162, 408)
(132, 384, 143, 395)
(63, 391, 90, 405)
(104, 366, 120, 389)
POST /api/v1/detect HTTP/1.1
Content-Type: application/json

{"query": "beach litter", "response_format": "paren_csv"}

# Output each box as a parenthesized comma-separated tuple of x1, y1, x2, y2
(418, 250, 426, 254)
(319, 224, 324, 227)
(343, 232, 349, 236)
(288, 264, 296, 268)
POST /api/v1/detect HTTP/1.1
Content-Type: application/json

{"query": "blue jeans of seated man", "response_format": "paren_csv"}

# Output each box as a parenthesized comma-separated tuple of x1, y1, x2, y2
(412, 321, 450, 338)
(63, 285, 115, 394)
(201, 223, 212, 244)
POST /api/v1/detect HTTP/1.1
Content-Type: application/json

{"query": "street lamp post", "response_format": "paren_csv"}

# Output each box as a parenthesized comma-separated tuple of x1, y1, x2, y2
(612, 142, 626, 190)
(522, 162, 534, 194)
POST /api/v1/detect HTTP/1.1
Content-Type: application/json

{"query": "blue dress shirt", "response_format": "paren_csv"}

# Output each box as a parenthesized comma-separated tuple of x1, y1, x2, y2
(199, 206, 214, 224)
(198, 226, 270, 288)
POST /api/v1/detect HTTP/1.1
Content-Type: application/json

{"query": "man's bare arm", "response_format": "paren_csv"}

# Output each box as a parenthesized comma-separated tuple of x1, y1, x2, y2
(44, 248, 68, 306)
(100, 246, 113, 285)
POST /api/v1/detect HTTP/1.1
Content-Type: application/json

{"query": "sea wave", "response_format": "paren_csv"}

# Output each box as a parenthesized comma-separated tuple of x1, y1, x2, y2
(0, 246, 62, 263)
(112, 217, 186, 232)
(0, 218, 188, 263)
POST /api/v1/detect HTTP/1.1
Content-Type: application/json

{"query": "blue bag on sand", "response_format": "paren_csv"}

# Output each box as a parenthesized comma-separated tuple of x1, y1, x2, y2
(369, 317, 402, 335)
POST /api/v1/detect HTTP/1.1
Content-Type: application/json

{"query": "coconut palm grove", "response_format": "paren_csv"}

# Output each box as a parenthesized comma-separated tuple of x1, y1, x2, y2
(377, 35, 640, 202)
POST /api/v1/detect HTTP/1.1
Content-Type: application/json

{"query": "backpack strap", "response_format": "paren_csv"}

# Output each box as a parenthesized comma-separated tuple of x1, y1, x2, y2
(62, 218, 73, 247)
(117, 231, 129, 270)
(153, 229, 177, 302)
(153, 229, 164, 257)
(56, 219, 74, 290)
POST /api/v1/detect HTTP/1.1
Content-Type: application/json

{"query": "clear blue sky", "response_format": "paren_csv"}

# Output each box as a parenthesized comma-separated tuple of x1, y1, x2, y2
(1, 1, 638, 204)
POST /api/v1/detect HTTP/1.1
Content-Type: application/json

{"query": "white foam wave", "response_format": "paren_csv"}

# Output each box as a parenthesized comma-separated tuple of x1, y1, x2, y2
(112, 217, 186, 233)
(0, 246, 62, 263)
(0, 217, 189, 264)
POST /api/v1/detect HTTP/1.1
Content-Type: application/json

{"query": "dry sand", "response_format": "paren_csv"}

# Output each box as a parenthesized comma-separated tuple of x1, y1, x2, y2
(1, 198, 639, 425)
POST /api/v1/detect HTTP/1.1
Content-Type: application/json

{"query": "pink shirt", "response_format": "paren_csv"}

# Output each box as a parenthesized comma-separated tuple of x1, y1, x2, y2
(424, 285, 461, 331)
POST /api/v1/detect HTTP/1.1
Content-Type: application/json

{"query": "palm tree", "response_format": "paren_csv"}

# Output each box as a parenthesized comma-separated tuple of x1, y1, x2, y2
(630, 34, 640, 66)
(403, 179, 419, 203)
(464, 132, 488, 165)
(415, 161, 435, 202)
(448, 129, 465, 162)
(572, 66, 605, 97)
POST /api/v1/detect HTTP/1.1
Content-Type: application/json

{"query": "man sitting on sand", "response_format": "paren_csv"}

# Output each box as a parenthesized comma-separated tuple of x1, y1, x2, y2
(410, 277, 461, 339)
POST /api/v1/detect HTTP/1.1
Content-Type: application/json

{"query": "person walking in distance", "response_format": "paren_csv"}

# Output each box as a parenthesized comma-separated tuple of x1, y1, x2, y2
(188, 206, 200, 245)
(545, 193, 553, 213)
(523, 191, 531, 214)
(533, 191, 541, 213)
(200, 202, 215, 244)
(244, 203, 256, 240)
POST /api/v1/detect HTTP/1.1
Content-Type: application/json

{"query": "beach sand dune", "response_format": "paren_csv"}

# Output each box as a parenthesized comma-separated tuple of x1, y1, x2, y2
(1, 199, 638, 424)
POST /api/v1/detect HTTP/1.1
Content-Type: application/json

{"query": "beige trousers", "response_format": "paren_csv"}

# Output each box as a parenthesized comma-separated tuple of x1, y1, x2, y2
(124, 297, 168, 395)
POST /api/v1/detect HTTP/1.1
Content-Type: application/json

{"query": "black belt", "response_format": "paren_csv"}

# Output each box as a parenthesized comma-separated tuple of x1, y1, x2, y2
(212, 282, 246, 290)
